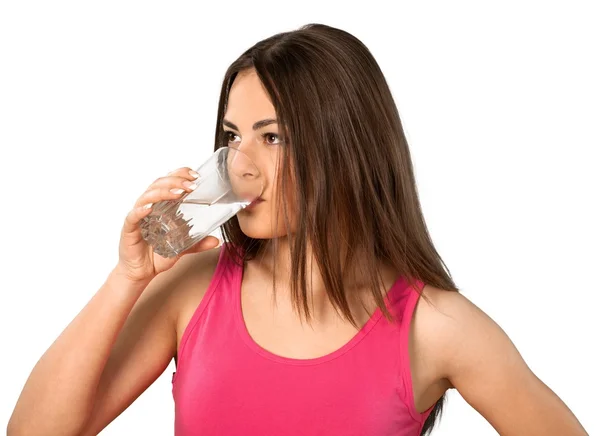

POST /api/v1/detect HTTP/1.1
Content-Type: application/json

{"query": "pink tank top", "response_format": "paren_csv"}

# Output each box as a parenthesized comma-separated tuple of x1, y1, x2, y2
(172, 243, 434, 435)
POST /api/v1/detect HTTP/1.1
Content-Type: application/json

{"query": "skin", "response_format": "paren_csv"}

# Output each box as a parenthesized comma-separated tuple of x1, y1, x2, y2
(213, 70, 588, 434)
(222, 69, 395, 323)
(8, 70, 587, 436)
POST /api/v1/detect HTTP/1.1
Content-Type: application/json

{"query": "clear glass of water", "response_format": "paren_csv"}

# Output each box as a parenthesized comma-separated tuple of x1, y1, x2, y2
(140, 146, 263, 258)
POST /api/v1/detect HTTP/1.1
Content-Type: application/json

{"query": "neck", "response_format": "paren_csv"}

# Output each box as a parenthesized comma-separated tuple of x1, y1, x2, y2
(249, 237, 395, 322)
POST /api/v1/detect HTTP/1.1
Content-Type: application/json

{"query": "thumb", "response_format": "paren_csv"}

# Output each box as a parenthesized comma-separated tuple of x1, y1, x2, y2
(180, 236, 221, 257)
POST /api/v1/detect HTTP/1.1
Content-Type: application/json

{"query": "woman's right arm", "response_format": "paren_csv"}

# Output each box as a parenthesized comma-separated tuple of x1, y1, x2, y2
(8, 266, 160, 435)
(7, 167, 220, 436)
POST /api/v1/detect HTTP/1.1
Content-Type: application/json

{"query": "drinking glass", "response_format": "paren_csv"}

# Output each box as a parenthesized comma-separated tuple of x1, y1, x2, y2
(140, 146, 263, 257)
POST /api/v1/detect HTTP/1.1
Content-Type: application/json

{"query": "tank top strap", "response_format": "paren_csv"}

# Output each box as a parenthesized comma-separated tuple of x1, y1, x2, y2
(174, 241, 241, 371)
(389, 276, 432, 424)
(382, 274, 425, 317)
(198, 241, 243, 306)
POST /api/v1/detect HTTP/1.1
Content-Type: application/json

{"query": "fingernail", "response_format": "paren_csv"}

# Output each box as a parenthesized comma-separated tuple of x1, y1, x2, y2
(170, 188, 184, 195)
(143, 203, 153, 209)
(189, 170, 199, 179)
(183, 181, 197, 190)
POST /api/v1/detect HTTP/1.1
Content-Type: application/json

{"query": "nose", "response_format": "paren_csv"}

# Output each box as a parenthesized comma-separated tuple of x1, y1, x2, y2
(226, 146, 259, 178)
(225, 146, 263, 200)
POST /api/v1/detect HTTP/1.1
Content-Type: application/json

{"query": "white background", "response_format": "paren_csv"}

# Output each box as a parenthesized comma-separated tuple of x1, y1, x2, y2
(1, 1, 598, 434)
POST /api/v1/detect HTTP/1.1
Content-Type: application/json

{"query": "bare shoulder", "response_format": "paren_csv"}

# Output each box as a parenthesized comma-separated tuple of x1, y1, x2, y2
(413, 284, 509, 384)
(169, 246, 222, 357)
(407, 285, 465, 410)
(415, 285, 482, 346)
(163, 245, 222, 307)
(145, 245, 221, 317)
(413, 285, 587, 435)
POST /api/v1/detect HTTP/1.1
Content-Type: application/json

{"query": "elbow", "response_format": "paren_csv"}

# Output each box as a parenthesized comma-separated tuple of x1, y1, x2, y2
(6, 412, 22, 436)
(6, 417, 85, 436)
(7, 417, 23, 436)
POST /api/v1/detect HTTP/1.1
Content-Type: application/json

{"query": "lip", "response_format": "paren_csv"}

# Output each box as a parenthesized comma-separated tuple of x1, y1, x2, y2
(245, 198, 265, 210)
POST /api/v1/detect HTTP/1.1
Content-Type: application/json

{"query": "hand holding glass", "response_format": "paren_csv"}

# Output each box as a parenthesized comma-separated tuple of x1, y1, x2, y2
(140, 146, 263, 258)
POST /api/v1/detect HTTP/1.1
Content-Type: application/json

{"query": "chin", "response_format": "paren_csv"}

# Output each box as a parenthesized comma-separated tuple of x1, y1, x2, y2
(237, 217, 274, 239)
(237, 216, 291, 240)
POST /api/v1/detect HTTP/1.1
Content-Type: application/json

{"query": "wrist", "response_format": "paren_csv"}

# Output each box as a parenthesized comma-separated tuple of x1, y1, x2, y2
(109, 265, 154, 292)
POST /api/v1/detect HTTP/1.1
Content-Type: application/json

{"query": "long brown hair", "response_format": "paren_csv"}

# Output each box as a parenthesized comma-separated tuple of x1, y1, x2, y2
(214, 23, 457, 435)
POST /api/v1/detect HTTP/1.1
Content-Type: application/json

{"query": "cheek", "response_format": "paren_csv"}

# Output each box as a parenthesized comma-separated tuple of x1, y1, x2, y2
(236, 194, 297, 239)
(237, 156, 298, 238)
(274, 195, 297, 234)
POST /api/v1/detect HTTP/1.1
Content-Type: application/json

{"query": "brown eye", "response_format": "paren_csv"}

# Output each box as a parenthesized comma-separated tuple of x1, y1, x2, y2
(263, 132, 282, 145)
(223, 131, 240, 144)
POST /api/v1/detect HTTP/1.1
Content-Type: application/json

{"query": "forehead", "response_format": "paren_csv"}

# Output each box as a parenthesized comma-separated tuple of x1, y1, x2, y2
(225, 70, 276, 120)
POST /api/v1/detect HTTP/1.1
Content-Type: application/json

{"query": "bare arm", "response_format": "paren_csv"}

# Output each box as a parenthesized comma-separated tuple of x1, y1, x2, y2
(7, 246, 219, 436)
(7, 267, 153, 435)
(7, 166, 218, 436)
(79, 247, 220, 435)
(415, 286, 588, 435)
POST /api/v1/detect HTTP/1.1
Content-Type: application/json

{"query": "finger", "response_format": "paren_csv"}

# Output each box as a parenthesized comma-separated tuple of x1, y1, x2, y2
(123, 202, 154, 234)
(194, 236, 221, 251)
(177, 236, 221, 257)
(133, 186, 190, 209)
(149, 174, 199, 191)
(167, 167, 200, 179)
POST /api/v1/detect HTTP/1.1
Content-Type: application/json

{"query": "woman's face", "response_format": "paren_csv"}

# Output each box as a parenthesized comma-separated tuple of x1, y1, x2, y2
(223, 69, 296, 239)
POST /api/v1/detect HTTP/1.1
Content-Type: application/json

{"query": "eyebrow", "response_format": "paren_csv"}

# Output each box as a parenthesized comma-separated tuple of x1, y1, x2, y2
(222, 118, 278, 131)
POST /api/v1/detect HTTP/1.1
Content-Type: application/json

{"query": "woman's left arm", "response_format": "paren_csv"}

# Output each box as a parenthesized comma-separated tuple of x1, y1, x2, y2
(418, 286, 588, 435)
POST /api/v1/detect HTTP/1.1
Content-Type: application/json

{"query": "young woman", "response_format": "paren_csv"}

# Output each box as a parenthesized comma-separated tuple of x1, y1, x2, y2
(8, 23, 587, 436)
